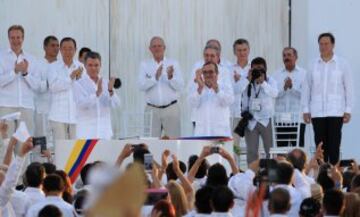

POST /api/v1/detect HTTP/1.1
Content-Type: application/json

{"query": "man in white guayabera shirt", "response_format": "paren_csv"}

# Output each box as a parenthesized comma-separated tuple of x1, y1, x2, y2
(48, 37, 84, 140)
(34, 36, 59, 138)
(0, 25, 41, 136)
(74, 51, 120, 139)
(138, 36, 184, 138)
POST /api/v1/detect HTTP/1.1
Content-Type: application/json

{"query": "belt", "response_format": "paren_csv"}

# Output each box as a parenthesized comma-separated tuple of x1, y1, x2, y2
(147, 100, 177, 109)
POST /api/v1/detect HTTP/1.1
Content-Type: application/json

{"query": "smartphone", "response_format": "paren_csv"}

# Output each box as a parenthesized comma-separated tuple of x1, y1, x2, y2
(210, 146, 220, 154)
(144, 153, 153, 171)
(33, 136, 47, 152)
(145, 189, 168, 205)
(340, 159, 354, 167)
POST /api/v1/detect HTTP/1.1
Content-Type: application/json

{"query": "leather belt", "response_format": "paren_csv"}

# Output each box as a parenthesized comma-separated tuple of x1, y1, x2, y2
(147, 100, 177, 109)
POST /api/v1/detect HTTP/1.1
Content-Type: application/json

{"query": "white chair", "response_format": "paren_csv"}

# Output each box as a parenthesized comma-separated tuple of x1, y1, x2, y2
(120, 111, 153, 138)
(269, 112, 302, 157)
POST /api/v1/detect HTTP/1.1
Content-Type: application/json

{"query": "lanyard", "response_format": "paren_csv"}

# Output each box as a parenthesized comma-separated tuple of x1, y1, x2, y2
(253, 84, 261, 98)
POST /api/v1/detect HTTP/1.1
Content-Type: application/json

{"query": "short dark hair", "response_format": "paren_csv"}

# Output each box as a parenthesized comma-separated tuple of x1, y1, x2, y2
(269, 188, 291, 214)
(133, 148, 150, 164)
(206, 163, 228, 187)
(43, 174, 65, 193)
(323, 189, 344, 215)
(299, 197, 321, 217)
(84, 51, 101, 63)
(60, 37, 77, 49)
(80, 163, 94, 185)
(211, 186, 234, 212)
(195, 186, 214, 214)
(73, 190, 89, 215)
(42, 162, 57, 175)
(206, 39, 221, 52)
(166, 161, 186, 181)
(276, 161, 294, 185)
(25, 162, 45, 188)
(79, 47, 92, 59)
(8, 25, 24, 37)
(318, 32, 335, 44)
(317, 164, 335, 191)
(251, 57, 267, 72)
(287, 148, 307, 171)
(283, 47, 298, 58)
(203, 61, 219, 74)
(38, 205, 63, 217)
(188, 155, 209, 179)
(43, 35, 58, 47)
(233, 38, 249, 52)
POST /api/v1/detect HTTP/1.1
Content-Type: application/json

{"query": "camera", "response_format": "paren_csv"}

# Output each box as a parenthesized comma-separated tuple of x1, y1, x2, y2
(251, 68, 265, 82)
(234, 111, 253, 137)
(113, 78, 122, 89)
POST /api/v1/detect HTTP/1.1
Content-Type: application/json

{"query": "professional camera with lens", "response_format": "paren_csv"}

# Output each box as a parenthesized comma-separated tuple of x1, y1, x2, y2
(234, 111, 253, 137)
(113, 78, 122, 89)
(251, 68, 265, 82)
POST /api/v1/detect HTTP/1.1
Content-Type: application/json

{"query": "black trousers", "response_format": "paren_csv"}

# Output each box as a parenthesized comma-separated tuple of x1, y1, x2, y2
(276, 123, 306, 147)
(312, 117, 343, 165)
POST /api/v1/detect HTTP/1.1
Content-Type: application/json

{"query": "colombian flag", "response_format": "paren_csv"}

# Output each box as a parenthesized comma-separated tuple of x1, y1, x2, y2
(64, 139, 99, 183)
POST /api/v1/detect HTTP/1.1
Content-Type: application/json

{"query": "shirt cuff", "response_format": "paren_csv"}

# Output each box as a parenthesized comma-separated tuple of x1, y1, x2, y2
(345, 107, 352, 113)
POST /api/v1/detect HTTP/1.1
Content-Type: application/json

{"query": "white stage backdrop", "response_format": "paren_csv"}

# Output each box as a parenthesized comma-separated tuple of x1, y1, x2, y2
(0, 0, 289, 137)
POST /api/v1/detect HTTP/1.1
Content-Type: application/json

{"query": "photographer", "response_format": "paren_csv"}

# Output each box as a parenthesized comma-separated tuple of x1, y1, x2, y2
(239, 57, 278, 164)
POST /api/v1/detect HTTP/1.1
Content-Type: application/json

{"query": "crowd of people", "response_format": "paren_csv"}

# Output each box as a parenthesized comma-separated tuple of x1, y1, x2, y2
(0, 24, 356, 217)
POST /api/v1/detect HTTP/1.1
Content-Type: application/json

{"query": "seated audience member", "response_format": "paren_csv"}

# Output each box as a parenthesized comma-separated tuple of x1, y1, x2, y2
(268, 188, 291, 217)
(151, 200, 176, 217)
(188, 155, 209, 191)
(298, 197, 321, 217)
(322, 189, 344, 217)
(165, 160, 187, 182)
(54, 170, 73, 203)
(166, 180, 189, 217)
(272, 161, 304, 217)
(211, 186, 234, 216)
(206, 163, 228, 188)
(26, 174, 76, 217)
(38, 205, 63, 217)
(42, 162, 57, 175)
(24, 162, 46, 205)
(310, 183, 324, 203)
(342, 193, 360, 217)
(73, 190, 89, 217)
(191, 186, 214, 216)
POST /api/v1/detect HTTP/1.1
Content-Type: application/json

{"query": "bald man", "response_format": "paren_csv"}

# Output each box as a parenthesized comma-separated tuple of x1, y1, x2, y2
(138, 36, 184, 138)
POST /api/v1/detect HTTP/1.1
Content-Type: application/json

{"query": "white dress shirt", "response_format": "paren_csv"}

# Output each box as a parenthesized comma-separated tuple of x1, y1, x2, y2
(138, 57, 184, 106)
(188, 61, 233, 122)
(74, 74, 121, 139)
(228, 170, 256, 201)
(0, 157, 26, 215)
(210, 212, 233, 217)
(48, 59, 83, 124)
(269, 214, 288, 217)
(25, 196, 75, 217)
(0, 49, 41, 109)
(188, 81, 234, 137)
(23, 187, 45, 206)
(10, 190, 31, 217)
(302, 55, 353, 117)
(241, 77, 278, 130)
(230, 63, 251, 118)
(34, 58, 52, 114)
(272, 65, 306, 113)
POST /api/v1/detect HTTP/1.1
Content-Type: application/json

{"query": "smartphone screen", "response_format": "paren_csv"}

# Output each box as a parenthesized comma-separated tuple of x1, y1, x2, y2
(144, 153, 153, 171)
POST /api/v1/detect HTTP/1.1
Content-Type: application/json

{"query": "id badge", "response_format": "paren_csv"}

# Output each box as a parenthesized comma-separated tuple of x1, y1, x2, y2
(250, 99, 261, 111)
